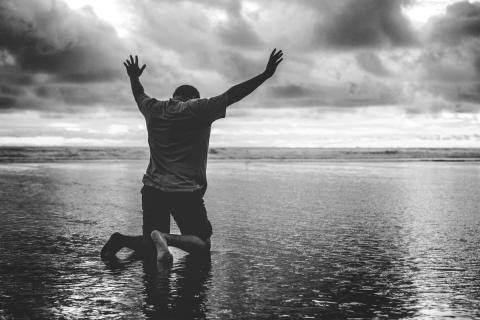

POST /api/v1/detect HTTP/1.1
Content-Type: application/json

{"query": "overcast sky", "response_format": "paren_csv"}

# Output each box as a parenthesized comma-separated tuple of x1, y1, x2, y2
(1, 0, 480, 147)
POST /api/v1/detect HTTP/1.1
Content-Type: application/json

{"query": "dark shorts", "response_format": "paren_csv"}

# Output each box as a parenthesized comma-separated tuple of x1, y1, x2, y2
(141, 185, 213, 241)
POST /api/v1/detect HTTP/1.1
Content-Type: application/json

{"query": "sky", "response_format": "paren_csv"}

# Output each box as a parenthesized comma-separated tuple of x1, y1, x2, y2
(1, 0, 480, 147)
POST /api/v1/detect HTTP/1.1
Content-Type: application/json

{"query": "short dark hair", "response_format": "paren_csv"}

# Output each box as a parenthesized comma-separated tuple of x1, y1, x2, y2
(173, 85, 200, 101)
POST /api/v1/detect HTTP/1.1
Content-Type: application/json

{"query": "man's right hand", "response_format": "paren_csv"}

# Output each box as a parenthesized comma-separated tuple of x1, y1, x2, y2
(124, 55, 146, 78)
(263, 49, 283, 79)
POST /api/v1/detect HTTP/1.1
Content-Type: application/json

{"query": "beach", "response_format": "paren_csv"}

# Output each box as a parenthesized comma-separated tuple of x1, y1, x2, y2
(1, 150, 480, 319)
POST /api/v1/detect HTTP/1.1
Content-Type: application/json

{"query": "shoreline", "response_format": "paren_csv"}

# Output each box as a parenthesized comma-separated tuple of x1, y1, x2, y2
(2, 146, 480, 163)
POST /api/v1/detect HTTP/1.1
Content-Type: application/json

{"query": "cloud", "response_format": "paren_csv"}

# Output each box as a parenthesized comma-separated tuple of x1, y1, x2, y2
(265, 79, 402, 108)
(212, 0, 263, 49)
(0, 96, 16, 109)
(355, 51, 391, 77)
(0, 0, 126, 82)
(313, 0, 417, 49)
(32, 83, 133, 109)
(127, 0, 265, 83)
(217, 17, 263, 49)
(0, 0, 418, 113)
(35, 85, 100, 106)
(0, 84, 26, 96)
(1, 0, 480, 147)
(429, 1, 480, 44)
(268, 84, 314, 99)
(0, 0, 132, 111)
(215, 50, 265, 82)
(0, 0, 479, 118)
(403, 1, 480, 109)
(0, 67, 35, 85)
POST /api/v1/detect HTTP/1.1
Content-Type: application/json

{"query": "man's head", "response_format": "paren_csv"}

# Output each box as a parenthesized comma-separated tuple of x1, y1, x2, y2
(173, 85, 200, 102)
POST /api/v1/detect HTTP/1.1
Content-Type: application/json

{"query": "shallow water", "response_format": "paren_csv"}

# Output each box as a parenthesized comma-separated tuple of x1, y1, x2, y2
(1, 161, 480, 319)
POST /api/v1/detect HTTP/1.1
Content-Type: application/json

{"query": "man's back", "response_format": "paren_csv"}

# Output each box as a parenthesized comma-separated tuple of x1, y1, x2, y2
(137, 93, 229, 193)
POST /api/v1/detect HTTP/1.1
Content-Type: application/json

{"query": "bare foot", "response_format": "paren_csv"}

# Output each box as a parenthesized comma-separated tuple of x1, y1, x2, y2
(101, 232, 124, 260)
(151, 230, 173, 266)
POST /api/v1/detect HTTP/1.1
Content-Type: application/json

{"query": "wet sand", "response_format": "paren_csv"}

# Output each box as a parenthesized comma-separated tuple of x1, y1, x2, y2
(1, 160, 480, 319)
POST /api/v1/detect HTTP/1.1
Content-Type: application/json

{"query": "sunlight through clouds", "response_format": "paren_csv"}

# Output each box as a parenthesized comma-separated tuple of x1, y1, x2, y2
(63, 0, 131, 37)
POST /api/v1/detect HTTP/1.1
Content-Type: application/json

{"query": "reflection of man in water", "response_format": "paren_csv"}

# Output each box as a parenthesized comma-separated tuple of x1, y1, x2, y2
(101, 49, 283, 265)
(142, 254, 212, 318)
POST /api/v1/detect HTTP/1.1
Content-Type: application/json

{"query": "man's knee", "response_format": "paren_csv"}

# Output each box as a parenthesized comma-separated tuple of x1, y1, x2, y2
(204, 237, 211, 250)
(197, 237, 211, 255)
(184, 235, 210, 256)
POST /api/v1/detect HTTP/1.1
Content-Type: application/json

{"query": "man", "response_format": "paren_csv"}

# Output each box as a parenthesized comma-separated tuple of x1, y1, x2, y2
(101, 49, 283, 265)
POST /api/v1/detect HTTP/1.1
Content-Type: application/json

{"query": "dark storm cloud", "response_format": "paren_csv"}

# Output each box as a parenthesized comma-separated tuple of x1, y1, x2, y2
(129, 0, 264, 82)
(33, 84, 132, 108)
(0, 0, 478, 117)
(265, 80, 400, 108)
(429, 1, 480, 44)
(458, 91, 480, 104)
(0, 0, 125, 82)
(131, 0, 253, 50)
(213, 0, 263, 48)
(268, 84, 314, 99)
(403, 1, 480, 112)
(217, 51, 264, 81)
(313, 0, 416, 49)
(0, 95, 16, 109)
(35, 86, 101, 106)
(417, 47, 470, 81)
(0, 84, 26, 96)
(446, 82, 480, 104)
(217, 17, 263, 48)
(0, 0, 131, 111)
(355, 52, 391, 77)
(183, 47, 265, 83)
(0, 67, 35, 85)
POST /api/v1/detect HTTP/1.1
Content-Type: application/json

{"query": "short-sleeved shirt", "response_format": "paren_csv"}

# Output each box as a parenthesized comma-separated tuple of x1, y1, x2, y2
(136, 92, 229, 194)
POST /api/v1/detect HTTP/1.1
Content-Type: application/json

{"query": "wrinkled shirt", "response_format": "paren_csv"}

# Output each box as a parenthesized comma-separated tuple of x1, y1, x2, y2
(136, 92, 229, 194)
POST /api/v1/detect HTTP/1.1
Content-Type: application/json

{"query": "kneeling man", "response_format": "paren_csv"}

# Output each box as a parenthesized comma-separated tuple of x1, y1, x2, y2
(101, 49, 283, 264)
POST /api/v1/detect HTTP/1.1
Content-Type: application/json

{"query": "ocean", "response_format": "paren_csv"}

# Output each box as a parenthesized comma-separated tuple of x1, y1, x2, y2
(1, 148, 479, 319)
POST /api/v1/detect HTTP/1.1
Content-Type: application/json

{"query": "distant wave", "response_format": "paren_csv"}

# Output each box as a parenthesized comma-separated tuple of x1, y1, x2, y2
(0, 147, 149, 162)
(2, 147, 480, 163)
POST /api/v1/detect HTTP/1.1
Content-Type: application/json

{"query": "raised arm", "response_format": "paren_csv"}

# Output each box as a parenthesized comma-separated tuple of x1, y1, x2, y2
(226, 49, 283, 105)
(123, 55, 147, 102)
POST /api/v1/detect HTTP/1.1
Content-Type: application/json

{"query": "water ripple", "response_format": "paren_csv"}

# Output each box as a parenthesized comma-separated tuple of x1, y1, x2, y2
(1, 161, 480, 319)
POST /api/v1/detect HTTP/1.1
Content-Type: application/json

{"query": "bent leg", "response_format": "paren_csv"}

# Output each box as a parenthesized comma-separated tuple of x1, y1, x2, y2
(101, 232, 152, 260)
(163, 233, 211, 256)
(101, 186, 171, 261)
(168, 191, 212, 256)
(121, 234, 152, 253)
(101, 232, 124, 260)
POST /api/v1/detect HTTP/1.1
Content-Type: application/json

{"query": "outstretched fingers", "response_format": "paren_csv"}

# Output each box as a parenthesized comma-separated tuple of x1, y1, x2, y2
(264, 49, 284, 77)
(273, 50, 283, 62)
(123, 55, 147, 77)
(270, 48, 277, 59)
(268, 49, 283, 70)
(269, 49, 282, 62)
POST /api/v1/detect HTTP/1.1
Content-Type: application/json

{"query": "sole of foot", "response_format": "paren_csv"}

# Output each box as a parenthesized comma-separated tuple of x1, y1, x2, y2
(100, 232, 123, 261)
(151, 230, 173, 268)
